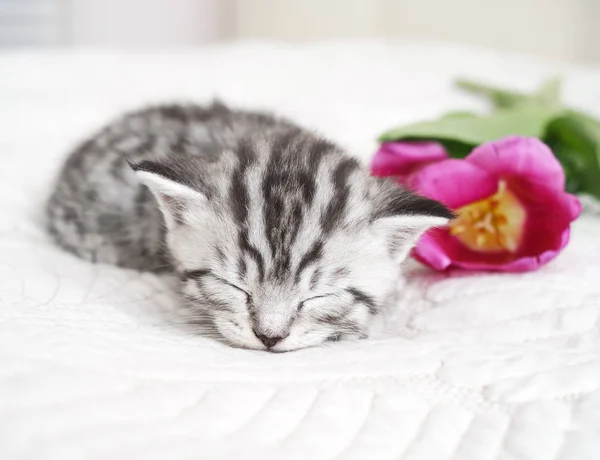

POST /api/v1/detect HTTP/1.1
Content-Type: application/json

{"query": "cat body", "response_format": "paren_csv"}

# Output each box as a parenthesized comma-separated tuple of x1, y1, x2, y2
(47, 102, 452, 351)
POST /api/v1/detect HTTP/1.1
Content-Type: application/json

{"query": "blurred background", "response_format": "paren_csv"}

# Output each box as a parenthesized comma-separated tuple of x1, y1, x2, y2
(1, 0, 599, 64)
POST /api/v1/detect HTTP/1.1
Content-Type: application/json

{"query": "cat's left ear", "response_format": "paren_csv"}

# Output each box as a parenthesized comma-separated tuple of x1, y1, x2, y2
(373, 187, 454, 262)
(129, 159, 208, 229)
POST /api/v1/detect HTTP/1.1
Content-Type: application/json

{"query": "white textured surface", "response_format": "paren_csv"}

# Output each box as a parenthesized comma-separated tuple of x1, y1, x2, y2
(1, 42, 600, 460)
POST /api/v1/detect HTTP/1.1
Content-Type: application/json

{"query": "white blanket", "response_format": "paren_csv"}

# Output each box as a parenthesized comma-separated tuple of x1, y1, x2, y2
(1, 41, 599, 460)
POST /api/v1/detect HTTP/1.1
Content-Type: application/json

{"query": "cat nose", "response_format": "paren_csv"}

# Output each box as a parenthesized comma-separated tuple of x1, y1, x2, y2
(253, 329, 286, 348)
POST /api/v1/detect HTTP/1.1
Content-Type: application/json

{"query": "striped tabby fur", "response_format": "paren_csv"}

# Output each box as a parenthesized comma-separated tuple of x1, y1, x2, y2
(47, 102, 452, 351)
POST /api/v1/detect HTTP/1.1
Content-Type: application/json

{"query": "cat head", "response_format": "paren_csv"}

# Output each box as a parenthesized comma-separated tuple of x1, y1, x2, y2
(130, 131, 452, 351)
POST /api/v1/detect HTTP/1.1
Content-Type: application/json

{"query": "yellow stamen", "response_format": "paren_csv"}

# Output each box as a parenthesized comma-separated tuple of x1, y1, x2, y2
(476, 233, 487, 247)
(450, 224, 467, 235)
(448, 181, 526, 253)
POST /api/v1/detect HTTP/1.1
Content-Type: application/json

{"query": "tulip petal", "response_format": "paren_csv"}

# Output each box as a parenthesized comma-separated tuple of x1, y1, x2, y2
(466, 136, 565, 190)
(371, 141, 448, 177)
(414, 229, 560, 272)
(511, 182, 580, 257)
(413, 183, 581, 272)
(446, 228, 571, 272)
(409, 159, 499, 209)
(412, 229, 453, 271)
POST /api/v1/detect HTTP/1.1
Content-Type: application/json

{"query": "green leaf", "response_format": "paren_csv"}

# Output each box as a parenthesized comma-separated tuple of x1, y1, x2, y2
(544, 110, 600, 200)
(441, 110, 478, 119)
(378, 106, 561, 146)
(437, 139, 473, 159)
(376, 74, 600, 199)
(455, 79, 530, 110)
(536, 77, 562, 107)
(455, 76, 562, 110)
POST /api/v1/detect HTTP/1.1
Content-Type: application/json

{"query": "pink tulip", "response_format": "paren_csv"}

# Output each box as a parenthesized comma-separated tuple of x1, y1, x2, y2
(371, 137, 581, 272)
(371, 141, 449, 186)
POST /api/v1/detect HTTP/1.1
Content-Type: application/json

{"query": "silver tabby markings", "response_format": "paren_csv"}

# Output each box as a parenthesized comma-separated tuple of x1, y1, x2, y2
(47, 101, 453, 351)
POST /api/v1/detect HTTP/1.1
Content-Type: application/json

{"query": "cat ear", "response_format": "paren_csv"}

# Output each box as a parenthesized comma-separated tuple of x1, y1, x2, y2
(129, 160, 208, 229)
(373, 189, 454, 262)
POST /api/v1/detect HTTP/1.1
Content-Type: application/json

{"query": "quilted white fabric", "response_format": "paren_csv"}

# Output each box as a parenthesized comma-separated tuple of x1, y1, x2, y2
(1, 41, 600, 460)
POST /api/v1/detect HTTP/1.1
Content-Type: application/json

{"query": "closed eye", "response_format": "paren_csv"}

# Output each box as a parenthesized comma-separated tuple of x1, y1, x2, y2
(297, 293, 335, 311)
(220, 279, 251, 300)
(182, 269, 251, 302)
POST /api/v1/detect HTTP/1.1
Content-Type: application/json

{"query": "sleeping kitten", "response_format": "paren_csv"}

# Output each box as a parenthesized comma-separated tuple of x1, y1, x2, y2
(47, 102, 452, 351)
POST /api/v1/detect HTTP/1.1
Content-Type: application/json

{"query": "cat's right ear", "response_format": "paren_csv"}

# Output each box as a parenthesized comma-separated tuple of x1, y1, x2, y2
(129, 160, 208, 229)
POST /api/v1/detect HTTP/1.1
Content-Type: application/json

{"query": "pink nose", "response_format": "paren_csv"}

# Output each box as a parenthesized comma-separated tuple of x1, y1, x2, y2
(253, 330, 286, 348)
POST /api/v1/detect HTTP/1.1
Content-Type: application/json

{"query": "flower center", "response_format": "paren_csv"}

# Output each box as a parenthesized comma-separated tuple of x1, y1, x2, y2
(449, 181, 526, 253)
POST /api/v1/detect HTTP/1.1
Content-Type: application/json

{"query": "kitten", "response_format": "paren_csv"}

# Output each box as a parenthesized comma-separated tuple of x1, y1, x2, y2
(47, 101, 452, 351)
